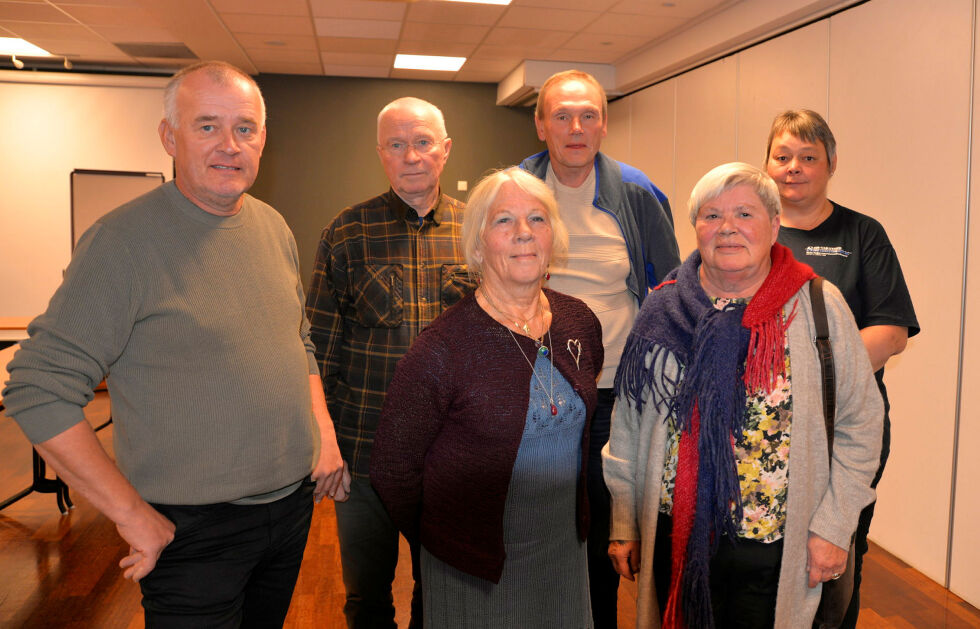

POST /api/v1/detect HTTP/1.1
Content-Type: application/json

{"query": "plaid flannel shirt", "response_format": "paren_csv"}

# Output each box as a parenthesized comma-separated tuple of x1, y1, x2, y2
(306, 189, 476, 478)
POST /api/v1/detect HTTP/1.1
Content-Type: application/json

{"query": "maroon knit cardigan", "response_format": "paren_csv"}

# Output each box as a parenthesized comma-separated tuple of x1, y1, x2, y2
(370, 289, 603, 583)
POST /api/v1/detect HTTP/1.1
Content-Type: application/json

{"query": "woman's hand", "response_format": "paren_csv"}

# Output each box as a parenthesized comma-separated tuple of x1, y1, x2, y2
(806, 531, 848, 587)
(608, 540, 641, 581)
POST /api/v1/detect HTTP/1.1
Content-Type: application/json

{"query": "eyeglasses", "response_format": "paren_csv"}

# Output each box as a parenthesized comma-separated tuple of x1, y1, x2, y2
(379, 137, 446, 155)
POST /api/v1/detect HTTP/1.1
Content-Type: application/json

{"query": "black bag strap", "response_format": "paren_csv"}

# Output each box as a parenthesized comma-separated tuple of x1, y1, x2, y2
(810, 276, 836, 467)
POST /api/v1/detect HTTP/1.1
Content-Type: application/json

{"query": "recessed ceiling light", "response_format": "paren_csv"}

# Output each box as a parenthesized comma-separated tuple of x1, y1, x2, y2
(443, 0, 512, 5)
(394, 54, 466, 72)
(0, 37, 52, 57)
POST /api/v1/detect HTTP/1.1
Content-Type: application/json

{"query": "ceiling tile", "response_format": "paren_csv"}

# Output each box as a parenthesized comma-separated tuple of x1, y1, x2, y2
(483, 27, 572, 49)
(0, 2, 73, 23)
(91, 24, 178, 43)
(222, 13, 313, 35)
(27, 37, 123, 56)
(460, 56, 520, 73)
(583, 12, 683, 38)
(314, 17, 400, 39)
(321, 62, 389, 78)
(400, 21, 488, 44)
(56, 0, 152, 8)
(473, 42, 555, 59)
(318, 36, 396, 53)
(497, 6, 598, 32)
(389, 67, 457, 81)
(453, 69, 504, 83)
(513, 0, 619, 10)
(611, 0, 732, 19)
(406, 1, 506, 26)
(256, 60, 323, 75)
(246, 47, 319, 63)
(233, 33, 317, 50)
(321, 51, 392, 66)
(0, 21, 94, 39)
(396, 40, 473, 57)
(547, 47, 621, 63)
(210, 0, 309, 16)
(310, 0, 406, 21)
(560, 30, 649, 54)
(61, 5, 163, 27)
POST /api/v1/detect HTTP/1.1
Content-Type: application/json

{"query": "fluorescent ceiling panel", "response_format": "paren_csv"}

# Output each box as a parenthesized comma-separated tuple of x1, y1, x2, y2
(0, 37, 52, 56)
(393, 54, 465, 71)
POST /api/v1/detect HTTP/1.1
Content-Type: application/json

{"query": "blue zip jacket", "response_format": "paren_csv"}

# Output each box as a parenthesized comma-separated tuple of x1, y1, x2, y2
(520, 150, 681, 307)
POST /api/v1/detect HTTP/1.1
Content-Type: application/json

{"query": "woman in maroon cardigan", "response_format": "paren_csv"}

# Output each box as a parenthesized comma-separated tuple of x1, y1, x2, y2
(371, 168, 603, 628)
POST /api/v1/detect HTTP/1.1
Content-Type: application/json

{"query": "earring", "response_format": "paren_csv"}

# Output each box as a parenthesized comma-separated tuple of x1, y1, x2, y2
(544, 271, 550, 280)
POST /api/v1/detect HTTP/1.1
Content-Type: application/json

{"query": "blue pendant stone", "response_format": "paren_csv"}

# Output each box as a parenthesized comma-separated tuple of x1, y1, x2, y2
(538, 345, 549, 356)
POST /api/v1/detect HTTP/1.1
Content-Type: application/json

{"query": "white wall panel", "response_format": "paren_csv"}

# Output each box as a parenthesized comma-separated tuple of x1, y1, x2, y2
(735, 20, 830, 164)
(674, 57, 737, 258)
(0, 75, 172, 317)
(827, 0, 973, 583)
(950, 0, 980, 606)
(631, 81, 678, 224)
(604, 96, 633, 164)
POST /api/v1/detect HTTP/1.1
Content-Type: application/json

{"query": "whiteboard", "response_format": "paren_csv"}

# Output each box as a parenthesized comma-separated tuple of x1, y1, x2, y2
(70, 169, 165, 250)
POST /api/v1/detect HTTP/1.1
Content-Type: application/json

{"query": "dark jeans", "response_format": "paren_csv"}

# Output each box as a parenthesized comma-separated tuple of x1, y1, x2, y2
(588, 388, 620, 629)
(840, 399, 891, 629)
(653, 514, 783, 629)
(140, 482, 314, 629)
(334, 475, 422, 629)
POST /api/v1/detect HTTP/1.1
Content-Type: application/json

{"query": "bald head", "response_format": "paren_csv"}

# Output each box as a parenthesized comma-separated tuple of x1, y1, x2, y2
(376, 97, 447, 144)
(164, 61, 266, 130)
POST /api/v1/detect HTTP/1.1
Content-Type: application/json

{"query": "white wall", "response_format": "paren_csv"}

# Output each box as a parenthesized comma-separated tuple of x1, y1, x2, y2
(605, 0, 980, 605)
(0, 72, 172, 317)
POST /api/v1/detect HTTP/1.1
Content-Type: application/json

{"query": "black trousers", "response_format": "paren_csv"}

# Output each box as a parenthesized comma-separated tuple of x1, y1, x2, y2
(587, 387, 620, 629)
(140, 482, 314, 628)
(653, 514, 783, 629)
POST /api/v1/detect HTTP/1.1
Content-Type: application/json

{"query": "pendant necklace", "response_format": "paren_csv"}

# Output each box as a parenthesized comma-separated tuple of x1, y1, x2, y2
(480, 288, 550, 356)
(509, 328, 558, 416)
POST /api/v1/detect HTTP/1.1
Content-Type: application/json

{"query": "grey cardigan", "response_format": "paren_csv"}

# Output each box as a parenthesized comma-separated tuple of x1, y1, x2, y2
(602, 279, 883, 628)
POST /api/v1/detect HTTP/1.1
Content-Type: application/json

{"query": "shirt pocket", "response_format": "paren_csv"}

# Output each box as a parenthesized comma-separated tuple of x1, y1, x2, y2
(441, 264, 477, 309)
(351, 263, 403, 328)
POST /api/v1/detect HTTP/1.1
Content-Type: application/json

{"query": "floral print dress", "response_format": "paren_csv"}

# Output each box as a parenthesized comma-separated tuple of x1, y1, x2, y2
(659, 296, 793, 542)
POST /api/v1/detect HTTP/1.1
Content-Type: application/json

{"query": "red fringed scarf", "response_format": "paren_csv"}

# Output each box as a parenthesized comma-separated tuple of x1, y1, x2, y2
(662, 243, 815, 628)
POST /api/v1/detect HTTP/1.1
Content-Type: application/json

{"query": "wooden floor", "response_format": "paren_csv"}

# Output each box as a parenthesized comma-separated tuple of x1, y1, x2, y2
(1, 394, 978, 628)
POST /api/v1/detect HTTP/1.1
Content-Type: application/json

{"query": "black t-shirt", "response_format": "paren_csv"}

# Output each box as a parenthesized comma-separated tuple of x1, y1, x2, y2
(778, 201, 920, 338)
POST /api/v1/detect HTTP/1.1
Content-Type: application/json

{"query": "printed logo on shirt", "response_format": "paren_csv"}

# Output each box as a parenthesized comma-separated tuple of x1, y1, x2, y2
(805, 246, 851, 258)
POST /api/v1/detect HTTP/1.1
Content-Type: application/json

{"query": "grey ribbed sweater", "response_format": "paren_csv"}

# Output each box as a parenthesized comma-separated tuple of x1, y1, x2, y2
(3, 182, 320, 504)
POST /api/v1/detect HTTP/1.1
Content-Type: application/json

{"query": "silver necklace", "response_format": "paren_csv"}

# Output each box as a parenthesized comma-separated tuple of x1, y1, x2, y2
(508, 328, 558, 416)
(480, 288, 550, 356)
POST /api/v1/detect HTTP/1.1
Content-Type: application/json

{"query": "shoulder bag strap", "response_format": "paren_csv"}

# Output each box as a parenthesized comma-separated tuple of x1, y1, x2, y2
(809, 276, 836, 466)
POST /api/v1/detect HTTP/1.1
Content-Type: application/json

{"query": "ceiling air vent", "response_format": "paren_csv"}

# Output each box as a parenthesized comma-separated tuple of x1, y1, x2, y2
(114, 43, 198, 59)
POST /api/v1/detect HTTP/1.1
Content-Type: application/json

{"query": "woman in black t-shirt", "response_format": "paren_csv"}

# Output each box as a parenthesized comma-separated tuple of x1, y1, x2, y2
(765, 109, 919, 629)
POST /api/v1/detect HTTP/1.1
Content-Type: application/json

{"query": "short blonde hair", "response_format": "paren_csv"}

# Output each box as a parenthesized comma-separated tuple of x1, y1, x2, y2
(688, 162, 781, 225)
(462, 168, 569, 275)
(535, 70, 607, 121)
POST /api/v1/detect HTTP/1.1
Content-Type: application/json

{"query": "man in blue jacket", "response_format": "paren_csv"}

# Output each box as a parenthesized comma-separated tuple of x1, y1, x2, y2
(520, 69, 680, 629)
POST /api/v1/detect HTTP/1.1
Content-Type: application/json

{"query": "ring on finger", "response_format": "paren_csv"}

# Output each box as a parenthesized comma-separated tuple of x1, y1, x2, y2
(830, 573, 842, 580)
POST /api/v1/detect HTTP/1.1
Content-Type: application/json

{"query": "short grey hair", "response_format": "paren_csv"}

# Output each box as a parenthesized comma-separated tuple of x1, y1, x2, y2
(688, 162, 781, 225)
(462, 168, 569, 275)
(163, 61, 266, 129)
(376, 97, 447, 144)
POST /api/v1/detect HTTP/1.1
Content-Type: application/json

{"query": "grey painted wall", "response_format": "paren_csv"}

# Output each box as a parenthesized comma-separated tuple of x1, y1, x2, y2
(250, 74, 545, 288)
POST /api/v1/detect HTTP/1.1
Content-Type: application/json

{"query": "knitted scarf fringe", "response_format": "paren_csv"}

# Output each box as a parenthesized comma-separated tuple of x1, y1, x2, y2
(613, 244, 816, 629)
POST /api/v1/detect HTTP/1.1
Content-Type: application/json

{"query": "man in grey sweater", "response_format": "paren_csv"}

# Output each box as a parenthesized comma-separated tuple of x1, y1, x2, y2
(2, 61, 349, 627)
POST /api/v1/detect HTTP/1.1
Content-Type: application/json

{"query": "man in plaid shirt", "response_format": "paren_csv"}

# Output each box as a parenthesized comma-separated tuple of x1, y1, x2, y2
(306, 97, 475, 628)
